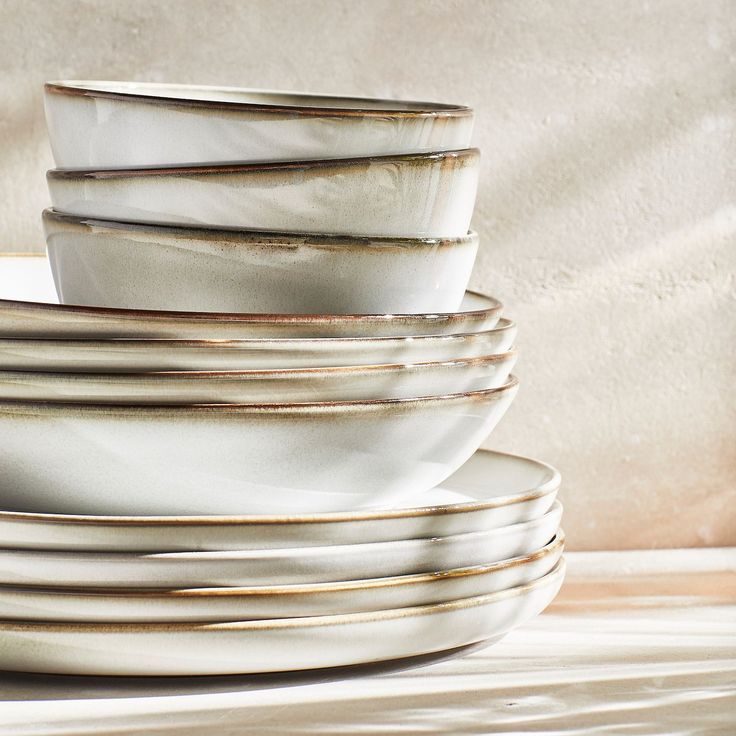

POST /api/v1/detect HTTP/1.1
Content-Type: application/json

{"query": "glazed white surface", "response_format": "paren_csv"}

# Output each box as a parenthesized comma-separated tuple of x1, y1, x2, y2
(0, 503, 560, 587)
(0, 449, 560, 551)
(47, 150, 480, 238)
(0, 381, 518, 515)
(0, 561, 564, 675)
(44, 82, 474, 168)
(44, 214, 478, 314)
(0, 260, 502, 339)
(0, 535, 563, 622)
(0, 321, 516, 372)
(0, 352, 517, 404)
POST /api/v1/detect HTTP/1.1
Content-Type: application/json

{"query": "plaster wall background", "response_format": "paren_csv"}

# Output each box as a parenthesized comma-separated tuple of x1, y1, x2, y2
(0, 0, 734, 549)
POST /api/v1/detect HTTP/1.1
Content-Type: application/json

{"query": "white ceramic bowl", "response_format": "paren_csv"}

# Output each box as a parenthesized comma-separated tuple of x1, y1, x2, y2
(0, 449, 560, 551)
(0, 351, 517, 404)
(0, 288, 503, 339)
(44, 81, 474, 168)
(0, 503, 561, 587)
(0, 378, 518, 515)
(0, 319, 516, 372)
(43, 210, 478, 313)
(0, 561, 565, 676)
(47, 149, 480, 238)
(0, 534, 564, 621)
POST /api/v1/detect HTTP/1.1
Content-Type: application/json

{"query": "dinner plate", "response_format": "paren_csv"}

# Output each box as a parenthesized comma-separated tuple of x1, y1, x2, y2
(0, 560, 565, 675)
(0, 351, 517, 403)
(0, 321, 515, 372)
(0, 502, 561, 588)
(0, 533, 564, 622)
(0, 449, 560, 551)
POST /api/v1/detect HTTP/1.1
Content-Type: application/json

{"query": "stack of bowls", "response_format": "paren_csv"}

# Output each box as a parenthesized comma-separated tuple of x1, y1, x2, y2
(0, 81, 564, 676)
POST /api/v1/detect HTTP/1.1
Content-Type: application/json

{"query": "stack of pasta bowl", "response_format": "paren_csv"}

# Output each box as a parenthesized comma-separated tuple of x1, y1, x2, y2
(0, 81, 564, 676)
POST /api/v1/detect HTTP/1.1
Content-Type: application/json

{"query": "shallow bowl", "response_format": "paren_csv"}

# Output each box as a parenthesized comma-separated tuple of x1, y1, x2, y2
(43, 210, 478, 313)
(44, 81, 474, 168)
(0, 449, 560, 550)
(47, 149, 480, 238)
(0, 377, 518, 514)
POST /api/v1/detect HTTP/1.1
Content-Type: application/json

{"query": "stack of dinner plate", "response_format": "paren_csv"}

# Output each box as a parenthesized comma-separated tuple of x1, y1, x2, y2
(0, 81, 564, 676)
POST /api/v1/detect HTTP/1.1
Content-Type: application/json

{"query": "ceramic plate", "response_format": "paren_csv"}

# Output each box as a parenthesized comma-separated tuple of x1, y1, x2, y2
(0, 351, 516, 403)
(0, 560, 565, 675)
(0, 533, 564, 622)
(0, 449, 560, 551)
(0, 502, 561, 588)
(0, 256, 501, 337)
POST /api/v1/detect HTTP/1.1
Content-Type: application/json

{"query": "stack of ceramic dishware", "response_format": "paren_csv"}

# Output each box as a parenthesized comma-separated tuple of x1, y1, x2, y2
(0, 81, 564, 677)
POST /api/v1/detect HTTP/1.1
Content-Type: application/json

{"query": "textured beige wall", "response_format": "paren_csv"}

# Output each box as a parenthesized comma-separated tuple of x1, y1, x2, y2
(0, 0, 734, 549)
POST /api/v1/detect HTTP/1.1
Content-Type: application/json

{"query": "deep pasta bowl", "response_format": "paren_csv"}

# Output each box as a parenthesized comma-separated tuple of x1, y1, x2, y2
(44, 81, 474, 168)
(47, 149, 480, 238)
(0, 377, 519, 515)
(43, 210, 479, 313)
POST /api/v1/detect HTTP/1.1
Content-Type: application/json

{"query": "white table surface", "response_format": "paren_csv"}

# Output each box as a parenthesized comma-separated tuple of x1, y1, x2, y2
(1, 548, 734, 735)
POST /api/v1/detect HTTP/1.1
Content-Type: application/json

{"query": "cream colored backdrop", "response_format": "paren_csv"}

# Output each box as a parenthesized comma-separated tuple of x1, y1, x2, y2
(0, 0, 734, 549)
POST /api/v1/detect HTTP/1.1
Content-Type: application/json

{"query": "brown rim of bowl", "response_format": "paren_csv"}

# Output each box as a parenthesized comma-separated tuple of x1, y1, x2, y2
(0, 534, 565, 597)
(1, 350, 517, 380)
(0, 290, 502, 327)
(42, 209, 478, 248)
(0, 449, 559, 526)
(0, 375, 518, 414)
(44, 81, 473, 118)
(46, 148, 479, 179)
(0, 560, 565, 631)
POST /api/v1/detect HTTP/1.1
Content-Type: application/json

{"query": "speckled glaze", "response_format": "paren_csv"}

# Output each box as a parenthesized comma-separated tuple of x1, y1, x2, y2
(0, 449, 560, 551)
(0, 561, 564, 676)
(0, 351, 517, 404)
(44, 81, 475, 168)
(0, 378, 518, 515)
(43, 210, 478, 313)
(0, 319, 516, 372)
(47, 149, 480, 238)
(0, 289, 502, 339)
(0, 503, 560, 587)
(0, 534, 564, 622)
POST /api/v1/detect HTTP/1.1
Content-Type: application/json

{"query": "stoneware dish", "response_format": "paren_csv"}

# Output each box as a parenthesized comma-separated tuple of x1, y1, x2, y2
(0, 287, 503, 339)
(0, 450, 560, 551)
(0, 320, 516, 372)
(47, 149, 480, 238)
(44, 81, 475, 168)
(0, 502, 561, 588)
(43, 211, 478, 313)
(0, 378, 518, 515)
(0, 534, 564, 622)
(0, 351, 517, 404)
(0, 561, 565, 675)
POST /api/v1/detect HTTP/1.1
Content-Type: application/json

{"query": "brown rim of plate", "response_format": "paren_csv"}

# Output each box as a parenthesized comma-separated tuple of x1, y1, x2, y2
(0, 375, 518, 414)
(0, 294, 504, 327)
(0, 319, 514, 346)
(0, 350, 517, 380)
(44, 81, 473, 118)
(0, 449, 559, 526)
(0, 534, 565, 598)
(46, 148, 479, 179)
(0, 560, 565, 632)
(42, 209, 478, 248)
